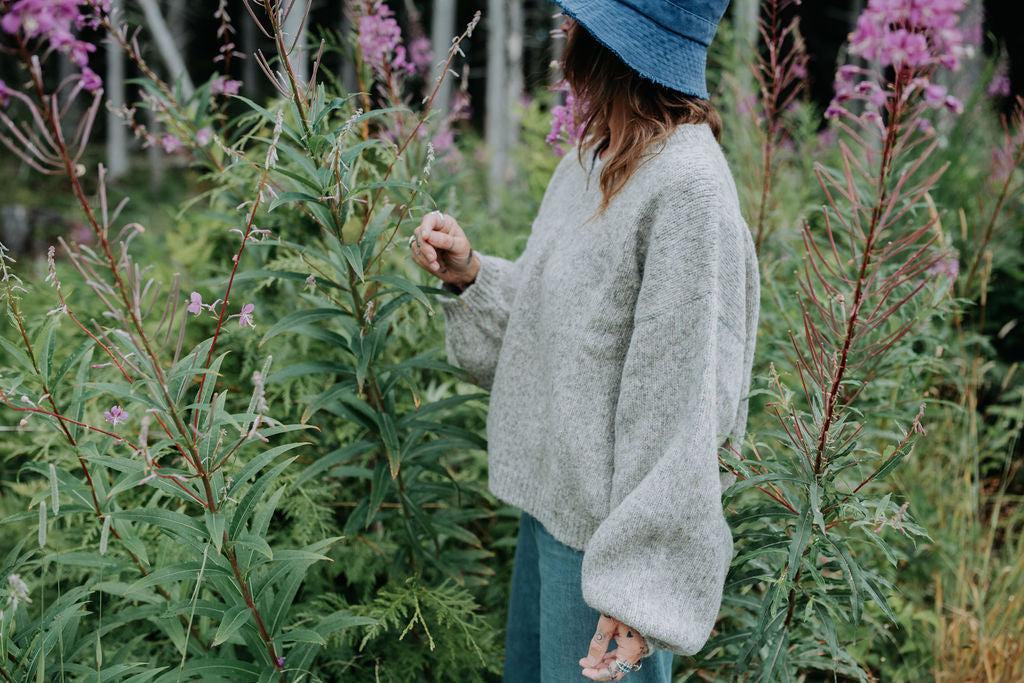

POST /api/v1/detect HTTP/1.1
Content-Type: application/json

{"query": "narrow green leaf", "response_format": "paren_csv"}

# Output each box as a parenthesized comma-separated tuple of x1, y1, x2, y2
(38, 500, 46, 547)
(787, 506, 813, 578)
(99, 514, 111, 555)
(368, 275, 434, 313)
(212, 604, 251, 647)
(260, 307, 350, 346)
(48, 464, 59, 514)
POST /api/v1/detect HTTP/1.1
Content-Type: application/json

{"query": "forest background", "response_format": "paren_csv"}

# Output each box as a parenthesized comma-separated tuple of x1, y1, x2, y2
(0, 0, 1022, 681)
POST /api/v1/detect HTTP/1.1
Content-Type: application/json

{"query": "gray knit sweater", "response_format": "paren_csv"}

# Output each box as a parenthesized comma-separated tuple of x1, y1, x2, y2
(439, 123, 759, 656)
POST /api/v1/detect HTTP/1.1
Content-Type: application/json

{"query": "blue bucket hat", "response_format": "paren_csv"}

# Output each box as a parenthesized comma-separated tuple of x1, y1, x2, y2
(552, 0, 730, 99)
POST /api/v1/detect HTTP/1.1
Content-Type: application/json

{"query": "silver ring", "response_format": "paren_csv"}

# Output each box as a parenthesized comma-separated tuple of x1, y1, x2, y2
(615, 658, 639, 673)
(408, 234, 416, 248)
(431, 210, 444, 218)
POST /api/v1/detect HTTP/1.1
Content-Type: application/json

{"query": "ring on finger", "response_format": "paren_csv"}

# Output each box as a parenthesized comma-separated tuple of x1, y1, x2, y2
(408, 234, 416, 248)
(615, 658, 640, 673)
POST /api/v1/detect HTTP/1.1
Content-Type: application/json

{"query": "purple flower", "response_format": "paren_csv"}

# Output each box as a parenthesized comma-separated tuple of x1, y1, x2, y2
(196, 127, 212, 146)
(276, 657, 285, 668)
(187, 291, 204, 315)
(928, 258, 959, 279)
(408, 36, 432, 73)
(232, 303, 255, 328)
(356, 1, 411, 76)
(944, 95, 964, 114)
(161, 134, 182, 154)
(104, 405, 128, 428)
(828, 0, 968, 125)
(80, 66, 102, 91)
(210, 76, 241, 96)
(924, 83, 947, 107)
(987, 73, 1011, 98)
(0, 79, 10, 108)
(824, 102, 846, 120)
(2, 0, 103, 87)
(546, 80, 586, 156)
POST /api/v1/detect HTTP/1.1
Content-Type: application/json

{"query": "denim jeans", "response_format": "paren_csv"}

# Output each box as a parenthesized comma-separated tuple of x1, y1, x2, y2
(503, 511, 673, 683)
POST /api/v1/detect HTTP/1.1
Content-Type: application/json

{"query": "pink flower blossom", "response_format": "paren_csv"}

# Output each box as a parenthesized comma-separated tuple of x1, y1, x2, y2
(2, 0, 105, 87)
(408, 36, 432, 73)
(928, 258, 959, 279)
(547, 80, 586, 156)
(987, 73, 1011, 98)
(231, 303, 255, 328)
(0, 79, 10, 108)
(923, 83, 947, 106)
(104, 405, 128, 428)
(356, 1, 412, 76)
(210, 76, 241, 96)
(196, 127, 212, 146)
(828, 0, 967, 123)
(80, 66, 102, 91)
(187, 291, 204, 314)
(161, 134, 181, 154)
(944, 95, 964, 114)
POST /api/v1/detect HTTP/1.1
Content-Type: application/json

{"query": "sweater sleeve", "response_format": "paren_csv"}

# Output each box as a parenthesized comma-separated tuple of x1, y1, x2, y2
(580, 173, 754, 656)
(438, 252, 522, 391)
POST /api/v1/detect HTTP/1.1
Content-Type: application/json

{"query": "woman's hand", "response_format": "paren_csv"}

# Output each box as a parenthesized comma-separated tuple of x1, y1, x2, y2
(579, 613, 649, 680)
(408, 211, 480, 288)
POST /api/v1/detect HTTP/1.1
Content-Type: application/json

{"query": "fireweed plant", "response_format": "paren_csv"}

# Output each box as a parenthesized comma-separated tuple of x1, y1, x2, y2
(0, 0, 495, 680)
(666, 0, 1024, 679)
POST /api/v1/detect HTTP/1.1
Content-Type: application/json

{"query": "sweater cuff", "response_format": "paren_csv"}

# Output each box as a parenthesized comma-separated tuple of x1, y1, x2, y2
(438, 253, 510, 319)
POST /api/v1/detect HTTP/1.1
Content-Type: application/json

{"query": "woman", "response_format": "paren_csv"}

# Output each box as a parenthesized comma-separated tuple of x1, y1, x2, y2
(408, 0, 757, 680)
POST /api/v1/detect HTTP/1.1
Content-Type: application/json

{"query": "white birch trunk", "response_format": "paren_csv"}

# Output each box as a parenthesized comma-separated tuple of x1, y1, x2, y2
(430, 0, 457, 115)
(505, 0, 523, 160)
(106, 0, 128, 179)
(137, 0, 195, 99)
(485, 0, 508, 209)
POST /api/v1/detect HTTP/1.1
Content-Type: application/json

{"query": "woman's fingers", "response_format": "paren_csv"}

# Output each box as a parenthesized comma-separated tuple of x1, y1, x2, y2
(613, 622, 648, 663)
(581, 614, 617, 668)
(581, 653, 624, 681)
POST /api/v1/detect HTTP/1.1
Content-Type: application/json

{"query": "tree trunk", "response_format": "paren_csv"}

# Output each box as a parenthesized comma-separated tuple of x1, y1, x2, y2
(241, 6, 258, 96)
(485, 0, 508, 210)
(430, 0, 457, 115)
(137, 0, 195, 99)
(106, 0, 128, 179)
(505, 0, 523, 162)
(733, 0, 759, 92)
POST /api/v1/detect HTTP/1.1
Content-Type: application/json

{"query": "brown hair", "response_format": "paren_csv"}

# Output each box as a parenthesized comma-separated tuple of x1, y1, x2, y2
(561, 20, 722, 213)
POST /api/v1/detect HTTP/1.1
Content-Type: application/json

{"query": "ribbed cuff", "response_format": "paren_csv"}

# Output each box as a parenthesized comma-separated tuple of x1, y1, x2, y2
(438, 253, 511, 320)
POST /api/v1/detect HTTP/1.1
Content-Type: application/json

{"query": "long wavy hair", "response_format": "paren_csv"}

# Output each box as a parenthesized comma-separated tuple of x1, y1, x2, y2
(561, 19, 723, 213)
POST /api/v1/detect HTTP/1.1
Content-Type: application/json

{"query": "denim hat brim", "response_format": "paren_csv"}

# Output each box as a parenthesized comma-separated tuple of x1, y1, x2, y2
(553, 0, 710, 99)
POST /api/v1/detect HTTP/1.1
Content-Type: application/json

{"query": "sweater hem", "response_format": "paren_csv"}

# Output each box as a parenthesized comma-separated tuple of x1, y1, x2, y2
(489, 460, 599, 552)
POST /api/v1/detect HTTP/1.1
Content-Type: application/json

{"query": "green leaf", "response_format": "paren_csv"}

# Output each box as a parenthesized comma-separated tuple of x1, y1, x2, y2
(267, 190, 321, 213)
(823, 536, 864, 623)
(122, 562, 231, 597)
(368, 275, 434, 313)
(294, 439, 375, 488)
(0, 336, 35, 373)
(228, 458, 296, 539)
(787, 506, 813, 578)
(38, 500, 46, 547)
(48, 464, 59, 514)
(276, 629, 325, 646)
(212, 604, 252, 647)
(229, 442, 308, 497)
(260, 307, 351, 346)
(114, 509, 206, 543)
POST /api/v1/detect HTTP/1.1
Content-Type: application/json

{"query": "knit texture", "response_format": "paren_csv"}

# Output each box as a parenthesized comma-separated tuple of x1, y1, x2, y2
(440, 123, 759, 656)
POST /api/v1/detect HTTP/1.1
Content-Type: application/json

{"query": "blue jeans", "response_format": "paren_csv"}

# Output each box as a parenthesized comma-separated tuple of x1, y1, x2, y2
(503, 512, 673, 682)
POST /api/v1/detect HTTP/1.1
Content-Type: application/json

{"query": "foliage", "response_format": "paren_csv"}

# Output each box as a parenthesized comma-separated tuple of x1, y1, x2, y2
(0, 1, 502, 681)
(0, 0, 1022, 681)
